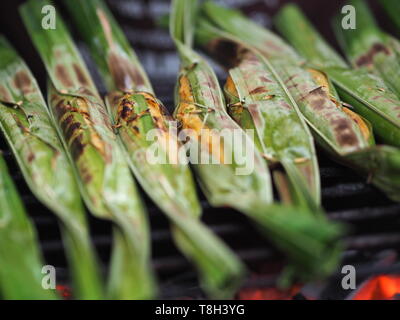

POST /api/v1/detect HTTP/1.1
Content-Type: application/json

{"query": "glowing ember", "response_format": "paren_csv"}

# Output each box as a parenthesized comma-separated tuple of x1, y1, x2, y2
(56, 285, 72, 299)
(353, 275, 400, 300)
(238, 285, 301, 300)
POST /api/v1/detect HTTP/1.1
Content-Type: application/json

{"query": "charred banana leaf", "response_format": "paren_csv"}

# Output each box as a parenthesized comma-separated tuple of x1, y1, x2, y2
(200, 1, 370, 156)
(172, 0, 344, 285)
(0, 154, 58, 300)
(64, 0, 245, 299)
(0, 36, 103, 299)
(20, 0, 155, 299)
(274, 4, 400, 149)
(333, 0, 400, 99)
(197, 20, 320, 208)
(274, 4, 400, 201)
(197, 1, 400, 201)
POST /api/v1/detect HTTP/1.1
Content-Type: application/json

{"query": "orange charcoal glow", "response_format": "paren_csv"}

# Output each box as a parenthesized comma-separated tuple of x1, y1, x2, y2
(353, 275, 400, 300)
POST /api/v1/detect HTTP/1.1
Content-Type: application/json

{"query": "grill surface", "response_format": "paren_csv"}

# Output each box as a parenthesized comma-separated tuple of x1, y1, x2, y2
(0, 0, 400, 300)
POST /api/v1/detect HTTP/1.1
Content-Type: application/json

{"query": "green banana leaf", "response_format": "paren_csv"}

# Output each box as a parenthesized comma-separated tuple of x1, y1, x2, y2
(0, 36, 102, 299)
(274, 4, 400, 149)
(20, 0, 155, 299)
(195, 19, 321, 208)
(64, 0, 245, 299)
(0, 153, 58, 300)
(199, 1, 369, 157)
(274, 3, 400, 201)
(333, 0, 400, 98)
(199, 1, 400, 201)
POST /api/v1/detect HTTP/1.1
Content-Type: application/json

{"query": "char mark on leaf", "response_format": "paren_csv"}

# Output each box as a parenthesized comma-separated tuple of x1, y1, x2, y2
(61, 114, 74, 133)
(73, 64, 89, 86)
(71, 134, 86, 160)
(55, 65, 74, 88)
(108, 52, 145, 92)
(250, 86, 268, 95)
(356, 43, 391, 67)
(13, 71, 33, 95)
(208, 38, 242, 69)
(331, 118, 358, 147)
(66, 122, 82, 139)
(0, 85, 12, 102)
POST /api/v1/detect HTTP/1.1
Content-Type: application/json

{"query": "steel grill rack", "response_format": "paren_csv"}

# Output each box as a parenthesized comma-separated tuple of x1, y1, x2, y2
(0, 0, 400, 300)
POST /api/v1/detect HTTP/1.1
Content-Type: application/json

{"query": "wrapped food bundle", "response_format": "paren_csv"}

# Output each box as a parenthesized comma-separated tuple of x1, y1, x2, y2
(197, 1, 400, 202)
(64, 0, 245, 299)
(20, 0, 154, 299)
(171, 0, 344, 286)
(0, 36, 102, 300)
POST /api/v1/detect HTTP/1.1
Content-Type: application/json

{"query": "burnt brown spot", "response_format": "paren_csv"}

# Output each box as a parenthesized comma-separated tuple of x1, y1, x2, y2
(54, 99, 68, 118)
(304, 87, 328, 110)
(108, 52, 145, 91)
(83, 173, 93, 184)
(204, 73, 217, 90)
(264, 40, 285, 54)
(241, 51, 259, 65)
(287, 83, 299, 90)
(311, 98, 326, 111)
(248, 103, 262, 127)
(55, 65, 73, 87)
(14, 71, 33, 95)
(61, 114, 74, 133)
(78, 87, 96, 97)
(280, 102, 292, 110)
(132, 125, 139, 134)
(259, 76, 272, 83)
(73, 64, 89, 86)
(27, 153, 35, 163)
(356, 43, 391, 67)
(250, 86, 268, 95)
(0, 85, 12, 102)
(71, 134, 86, 159)
(13, 114, 28, 132)
(80, 166, 93, 184)
(66, 122, 82, 138)
(121, 105, 133, 119)
(117, 98, 136, 122)
(284, 74, 299, 84)
(207, 38, 242, 69)
(331, 118, 358, 147)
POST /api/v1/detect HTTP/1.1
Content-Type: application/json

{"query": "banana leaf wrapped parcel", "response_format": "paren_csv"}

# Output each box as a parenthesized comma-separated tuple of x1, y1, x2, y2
(0, 154, 57, 300)
(274, 4, 400, 149)
(20, 0, 155, 299)
(64, 0, 245, 299)
(333, 0, 400, 99)
(0, 36, 103, 299)
(171, 0, 344, 285)
(197, 1, 400, 202)
(196, 19, 321, 209)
